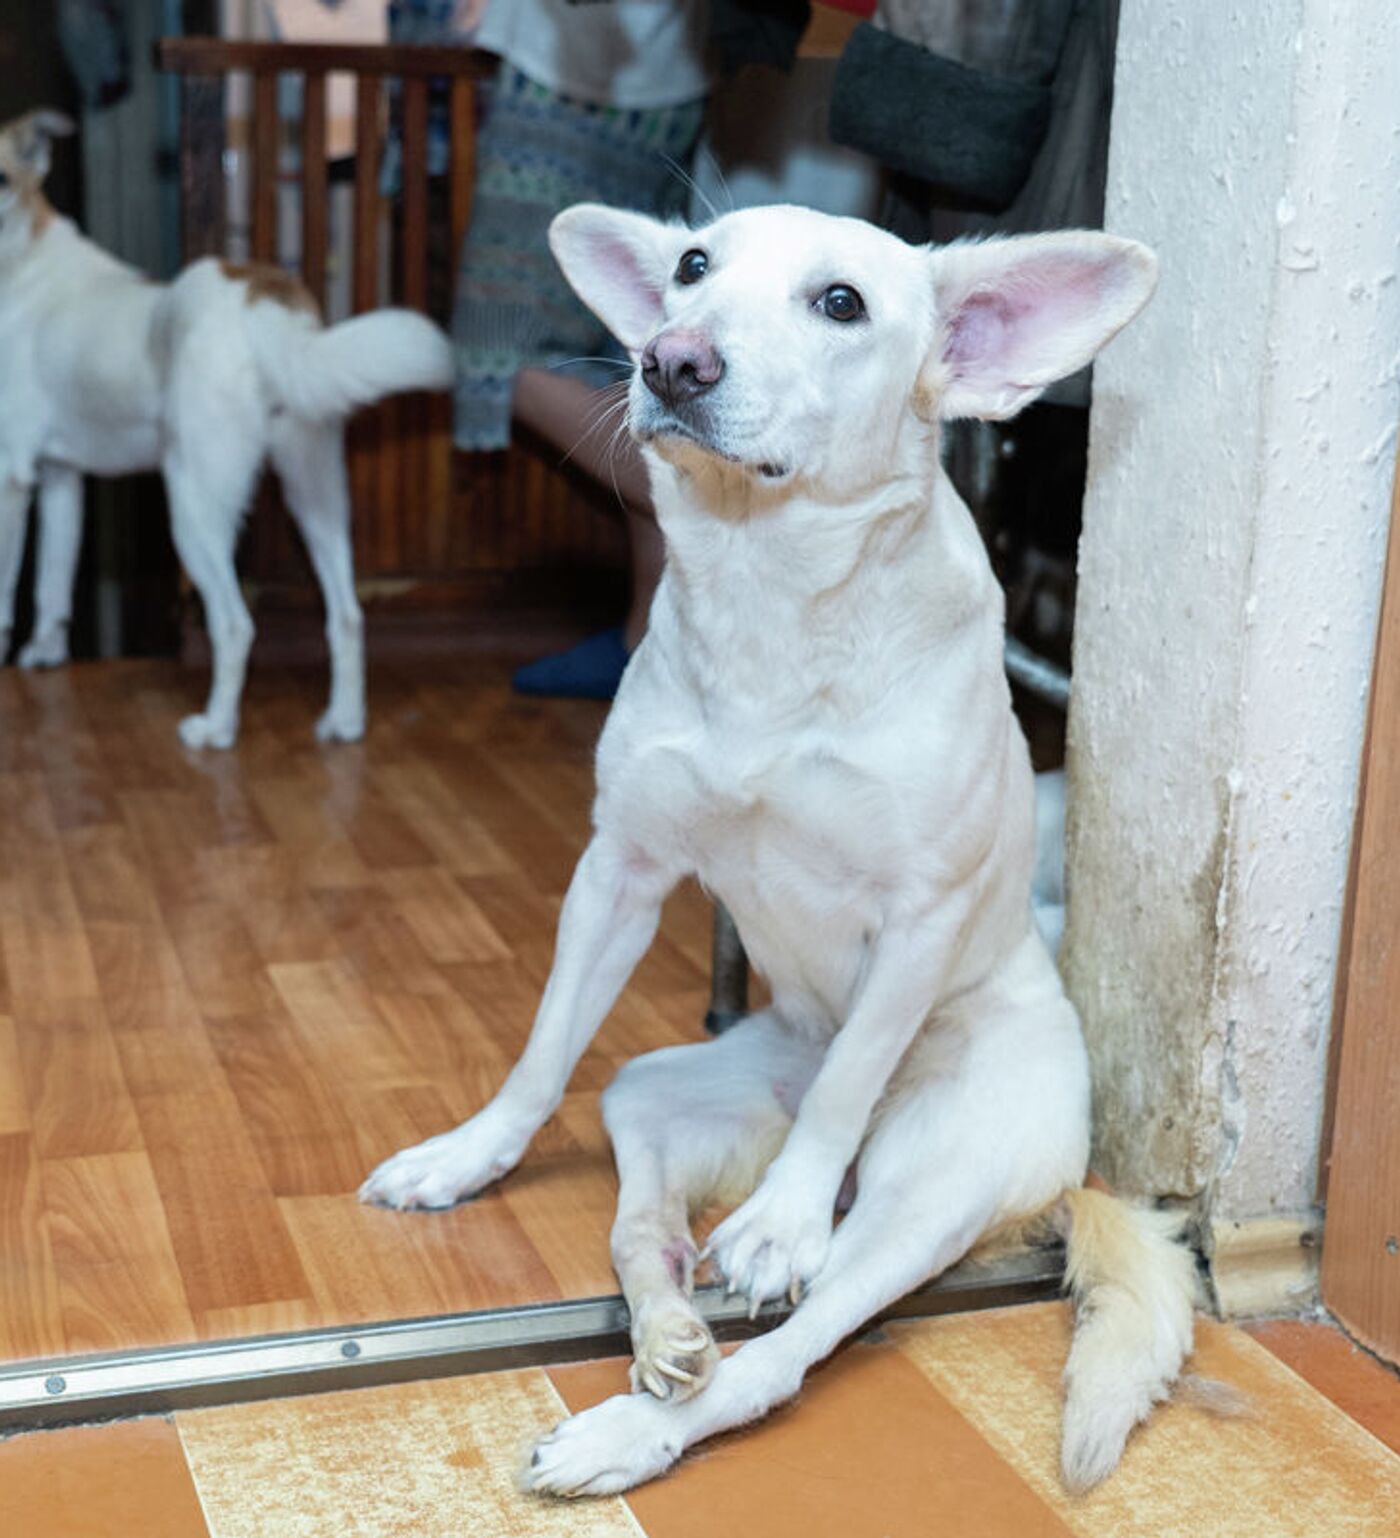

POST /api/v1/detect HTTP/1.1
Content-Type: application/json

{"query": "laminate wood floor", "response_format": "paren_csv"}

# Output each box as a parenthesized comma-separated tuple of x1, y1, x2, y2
(0, 658, 715, 1362)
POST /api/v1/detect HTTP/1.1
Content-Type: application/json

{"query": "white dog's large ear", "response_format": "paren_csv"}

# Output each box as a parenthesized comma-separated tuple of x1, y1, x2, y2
(10, 109, 76, 180)
(916, 232, 1158, 422)
(549, 203, 680, 351)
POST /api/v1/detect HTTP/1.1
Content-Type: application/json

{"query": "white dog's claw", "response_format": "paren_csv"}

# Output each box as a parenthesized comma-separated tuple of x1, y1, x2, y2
(630, 1302, 719, 1403)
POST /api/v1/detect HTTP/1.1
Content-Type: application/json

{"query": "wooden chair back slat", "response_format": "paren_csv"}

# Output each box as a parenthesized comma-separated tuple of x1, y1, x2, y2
(251, 69, 279, 261)
(401, 76, 430, 311)
(300, 71, 328, 306)
(178, 74, 227, 260)
(352, 71, 381, 314)
(160, 38, 494, 80)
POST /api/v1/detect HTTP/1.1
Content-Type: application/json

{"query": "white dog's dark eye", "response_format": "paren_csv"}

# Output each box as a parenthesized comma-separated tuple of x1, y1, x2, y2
(818, 284, 865, 322)
(675, 249, 709, 285)
(0, 172, 9, 190)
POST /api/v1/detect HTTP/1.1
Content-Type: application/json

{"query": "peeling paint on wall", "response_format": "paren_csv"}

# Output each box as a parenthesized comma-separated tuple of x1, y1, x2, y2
(1064, 0, 1400, 1223)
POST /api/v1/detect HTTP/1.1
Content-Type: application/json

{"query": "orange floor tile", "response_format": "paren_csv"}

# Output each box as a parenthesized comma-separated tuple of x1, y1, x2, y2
(0, 1419, 210, 1538)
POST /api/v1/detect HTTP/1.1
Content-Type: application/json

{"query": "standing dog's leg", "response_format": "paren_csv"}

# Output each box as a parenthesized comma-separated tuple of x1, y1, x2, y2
(0, 473, 32, 663)
(269, 417, 365, 743)
(361, 839, 676, 1209)
(163, 451, 260, 750)
(18, 463, 82, 669)
(602, 1015, 821, 1402)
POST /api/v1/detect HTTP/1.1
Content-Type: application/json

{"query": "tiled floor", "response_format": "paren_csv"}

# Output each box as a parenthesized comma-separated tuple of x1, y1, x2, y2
(6, 1305, 1399, 1538)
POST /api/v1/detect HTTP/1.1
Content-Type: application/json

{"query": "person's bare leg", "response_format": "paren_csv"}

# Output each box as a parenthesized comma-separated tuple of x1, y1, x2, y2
(514, 367, 662, 646)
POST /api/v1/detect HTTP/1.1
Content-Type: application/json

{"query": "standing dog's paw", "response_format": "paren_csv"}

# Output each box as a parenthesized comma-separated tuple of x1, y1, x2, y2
(358, 1121, 522, 1210)
(17, 629, 69, 669)
(706, 1175, 833, 1313)
(525, 1394, 681, 1498)
(178, 712, 238, 750)
(630, 1301, 719, 1402)
(315, 705, 365, 744)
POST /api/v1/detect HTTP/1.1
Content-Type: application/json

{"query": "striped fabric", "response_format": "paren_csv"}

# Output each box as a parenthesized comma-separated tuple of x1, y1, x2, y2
(451, 64, 705, 450)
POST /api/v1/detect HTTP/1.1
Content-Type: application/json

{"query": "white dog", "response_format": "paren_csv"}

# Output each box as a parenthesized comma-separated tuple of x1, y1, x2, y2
(0, 109, 454, 747)
(361, 201, 1196, 1496)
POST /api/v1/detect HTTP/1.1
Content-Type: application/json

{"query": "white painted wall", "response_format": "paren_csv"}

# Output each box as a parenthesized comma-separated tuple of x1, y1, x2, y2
(1064, 0, 1400, 1224)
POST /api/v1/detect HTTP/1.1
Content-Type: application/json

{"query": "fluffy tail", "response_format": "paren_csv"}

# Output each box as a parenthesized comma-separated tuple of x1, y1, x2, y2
(1056, 1187, 1197, 1492)
(250, 306, 455, 421)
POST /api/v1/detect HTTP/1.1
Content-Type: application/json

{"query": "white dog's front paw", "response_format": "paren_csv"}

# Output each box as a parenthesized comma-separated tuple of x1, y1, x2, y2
(706, 1175, 833, 1312)
(315, 704, 365, 744)
(17, 628, 69, 669)
(630, 1300, 719, 1402)
(526, 1394, 681, 1498)
(359, 1119, 523, 1210)
(178, 712, 238, 750)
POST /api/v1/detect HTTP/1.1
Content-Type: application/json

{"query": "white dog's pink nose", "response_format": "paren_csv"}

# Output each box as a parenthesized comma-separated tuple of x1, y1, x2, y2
(640, 328, 724, 409)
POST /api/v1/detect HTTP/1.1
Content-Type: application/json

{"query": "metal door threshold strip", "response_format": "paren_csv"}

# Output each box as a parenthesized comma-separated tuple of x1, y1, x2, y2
(0, 1249, 1062, 1432)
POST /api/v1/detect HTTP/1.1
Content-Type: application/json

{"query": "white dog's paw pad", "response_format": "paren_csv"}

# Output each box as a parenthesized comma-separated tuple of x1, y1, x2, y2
(178, 712, 237, 750)
(630, 1307, 719, 1402)
(524, 1396, 680, 1498)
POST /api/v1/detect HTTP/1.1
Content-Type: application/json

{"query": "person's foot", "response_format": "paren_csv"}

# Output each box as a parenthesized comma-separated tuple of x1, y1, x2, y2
(512, 626, 631, 700)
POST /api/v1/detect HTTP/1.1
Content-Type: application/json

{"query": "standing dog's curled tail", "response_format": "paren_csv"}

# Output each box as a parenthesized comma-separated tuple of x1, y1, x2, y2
(249, 305, 456, 423)
(1056, 1186, 1198, 1491)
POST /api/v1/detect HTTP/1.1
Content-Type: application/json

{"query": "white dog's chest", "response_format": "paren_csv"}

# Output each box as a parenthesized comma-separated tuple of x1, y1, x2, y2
(605, 722, 918, 1023)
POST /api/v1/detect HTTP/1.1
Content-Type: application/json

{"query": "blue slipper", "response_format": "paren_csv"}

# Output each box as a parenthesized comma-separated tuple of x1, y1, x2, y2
(512, 627, 631, 700)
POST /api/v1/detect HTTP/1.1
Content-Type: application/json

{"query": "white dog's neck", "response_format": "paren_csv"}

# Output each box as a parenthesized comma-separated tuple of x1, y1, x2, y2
(644, 442, 998, 717)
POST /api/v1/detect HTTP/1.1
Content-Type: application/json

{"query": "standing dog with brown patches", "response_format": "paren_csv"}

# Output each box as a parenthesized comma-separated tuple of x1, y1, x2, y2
(0, 108, 454, 747)
(361, 200, 1198, 1496)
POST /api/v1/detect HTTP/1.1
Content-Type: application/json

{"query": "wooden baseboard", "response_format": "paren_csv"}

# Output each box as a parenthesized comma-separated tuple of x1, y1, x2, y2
(1210, 1215, 1322, 1318)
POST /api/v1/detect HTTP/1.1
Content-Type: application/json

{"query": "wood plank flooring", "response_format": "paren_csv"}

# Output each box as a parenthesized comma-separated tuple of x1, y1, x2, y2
(0, 658, 714, 1363)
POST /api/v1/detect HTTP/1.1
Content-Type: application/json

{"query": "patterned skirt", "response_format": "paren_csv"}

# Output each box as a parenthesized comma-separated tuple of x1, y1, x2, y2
(451, 65, 705, 451)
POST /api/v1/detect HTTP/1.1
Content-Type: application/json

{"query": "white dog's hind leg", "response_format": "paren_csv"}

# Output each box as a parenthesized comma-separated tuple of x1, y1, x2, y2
(603, 1015, 819, 1402)
(361, 838, 675, 1209)
(0, 473, 32, 663)
(163, 452, 260, 750)
(18, 463, 82, 669)
(529, 957, 1090, 1497)
(528, 1103, 1005, 1498)
(269, 417, 364, 743)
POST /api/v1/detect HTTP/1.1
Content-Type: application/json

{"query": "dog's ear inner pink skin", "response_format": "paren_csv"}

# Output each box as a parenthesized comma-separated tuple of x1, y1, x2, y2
(917, 234, 1158, 422)
(549, 205, 678, 352)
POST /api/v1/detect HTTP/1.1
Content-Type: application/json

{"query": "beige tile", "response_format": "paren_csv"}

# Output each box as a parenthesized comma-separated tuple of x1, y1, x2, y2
(178, 1370, 642, 1538)
(893, 1302, 1400, 1538)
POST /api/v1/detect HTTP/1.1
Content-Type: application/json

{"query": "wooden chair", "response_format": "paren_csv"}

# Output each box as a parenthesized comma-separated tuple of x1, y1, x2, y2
(158, 36, 628, 657)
